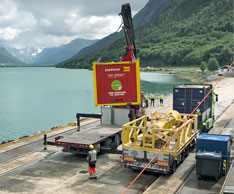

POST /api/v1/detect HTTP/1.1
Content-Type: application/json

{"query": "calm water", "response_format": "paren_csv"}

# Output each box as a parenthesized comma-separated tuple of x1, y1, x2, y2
(0, 68, 190, 142)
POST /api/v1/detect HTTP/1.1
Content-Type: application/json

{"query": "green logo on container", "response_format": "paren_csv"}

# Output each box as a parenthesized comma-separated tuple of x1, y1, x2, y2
(111, 80, 122, 91)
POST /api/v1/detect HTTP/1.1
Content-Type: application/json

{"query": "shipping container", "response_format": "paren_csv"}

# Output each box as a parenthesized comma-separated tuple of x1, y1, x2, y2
(173, 85, 211, 113)
(173, 84, 214, 131)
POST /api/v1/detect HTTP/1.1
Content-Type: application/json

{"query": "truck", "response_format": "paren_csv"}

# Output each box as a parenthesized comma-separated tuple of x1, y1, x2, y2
(121, 110, 198, 174)
(121, 83, 217, 173)
(52, 3, 144, 154)
(173, 84, 217, 132)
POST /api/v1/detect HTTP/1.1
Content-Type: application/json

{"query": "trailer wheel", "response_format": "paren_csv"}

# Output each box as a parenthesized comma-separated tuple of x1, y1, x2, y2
(190, 139, 196, 151)
(181, 152, 185, 162)
(106, 138, 113, 147)
(114, 134, 120, 146)
(185, 147, 189, 157)
(169, 160, 177, 174)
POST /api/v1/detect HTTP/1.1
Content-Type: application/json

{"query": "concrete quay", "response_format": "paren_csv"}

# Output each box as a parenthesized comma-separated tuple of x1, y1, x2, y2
(0, 77, 234, 194)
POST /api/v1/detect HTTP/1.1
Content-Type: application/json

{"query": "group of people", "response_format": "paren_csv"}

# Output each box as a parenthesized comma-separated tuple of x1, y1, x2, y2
(141, 92, 164, 107)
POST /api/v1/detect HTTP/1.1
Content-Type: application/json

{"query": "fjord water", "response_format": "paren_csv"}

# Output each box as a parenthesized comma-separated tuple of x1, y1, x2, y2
(0, 68, 190, 142)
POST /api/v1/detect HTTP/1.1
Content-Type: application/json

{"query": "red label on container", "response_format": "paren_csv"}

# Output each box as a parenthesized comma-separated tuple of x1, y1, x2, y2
(93, 60, 140, 106)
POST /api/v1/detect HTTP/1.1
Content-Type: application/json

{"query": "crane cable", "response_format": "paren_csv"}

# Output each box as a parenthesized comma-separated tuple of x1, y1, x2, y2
(122, 60, 234, 194)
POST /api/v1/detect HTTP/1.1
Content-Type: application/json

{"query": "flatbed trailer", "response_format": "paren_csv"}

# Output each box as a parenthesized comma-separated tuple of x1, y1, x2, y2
(54, 107, 137, 154)
(56, 124, 122, 154)
(121, 110, 198, 174)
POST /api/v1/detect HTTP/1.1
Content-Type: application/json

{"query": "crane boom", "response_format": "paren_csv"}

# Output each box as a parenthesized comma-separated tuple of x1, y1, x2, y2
(120, 3, 137, 61)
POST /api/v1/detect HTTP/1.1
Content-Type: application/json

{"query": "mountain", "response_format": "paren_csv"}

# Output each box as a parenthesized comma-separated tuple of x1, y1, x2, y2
(31, 38, 98, 65)
(58, 0, 172, 67)
(6, 47, 42, 64)
(60, 0, 233, 69)
(0, 47, 23, 66)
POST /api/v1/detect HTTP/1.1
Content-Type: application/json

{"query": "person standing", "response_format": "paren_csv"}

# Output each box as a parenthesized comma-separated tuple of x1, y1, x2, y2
(87, 145, 97, 179)
(144, 93, 149, 108)
(159, 94, 164, 105)
(150, 93, 155, 106)
(141, 91, 145, 107)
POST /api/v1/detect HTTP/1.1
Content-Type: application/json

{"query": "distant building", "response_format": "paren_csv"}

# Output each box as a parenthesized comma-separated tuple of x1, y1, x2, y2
(218, 65, 234, 76)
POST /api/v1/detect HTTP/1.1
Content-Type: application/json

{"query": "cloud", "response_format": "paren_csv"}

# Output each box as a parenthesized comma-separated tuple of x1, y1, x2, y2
(0, 0, 148, 49)
(0, 0, 17, 21)
(39, 18, 52, 27)
(15, 11, 37, 29)
(0, 27, 21, 40)
(65, 15, 121, 39)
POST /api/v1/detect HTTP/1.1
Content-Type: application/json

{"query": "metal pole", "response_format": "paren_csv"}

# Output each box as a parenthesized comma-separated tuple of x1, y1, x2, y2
(43, 134, 47, 150)
(77, 114, 80, 131)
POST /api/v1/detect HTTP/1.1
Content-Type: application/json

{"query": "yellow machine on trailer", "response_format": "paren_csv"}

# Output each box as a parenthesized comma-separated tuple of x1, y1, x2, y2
(121, 110, 198, 174)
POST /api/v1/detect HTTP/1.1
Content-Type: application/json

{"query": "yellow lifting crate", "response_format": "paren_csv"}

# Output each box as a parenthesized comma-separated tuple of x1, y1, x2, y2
(121, 110, 198, 174)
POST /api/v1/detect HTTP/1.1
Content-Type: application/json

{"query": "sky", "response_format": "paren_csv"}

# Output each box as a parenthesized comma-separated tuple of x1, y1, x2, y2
(0, 0, 148, 49)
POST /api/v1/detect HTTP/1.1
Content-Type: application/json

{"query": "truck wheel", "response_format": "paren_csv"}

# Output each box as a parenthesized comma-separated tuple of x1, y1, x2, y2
(190, 139, 196, 151)
(169, 161, 177, 174)
(181, 152, 185, 162)
(185, 147, 189, 157)
(105, 138, 112, 148)
(114, 134, 120, 146)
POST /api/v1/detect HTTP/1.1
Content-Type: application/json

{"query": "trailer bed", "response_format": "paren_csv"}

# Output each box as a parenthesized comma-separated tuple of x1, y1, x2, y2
(56, 124, 122, 145)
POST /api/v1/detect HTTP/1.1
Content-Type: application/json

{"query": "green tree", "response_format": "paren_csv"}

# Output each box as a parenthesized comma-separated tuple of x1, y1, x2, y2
(200, 61, 206, 73)
(184, 52, 202, 66)
(207, 58, 219, 71)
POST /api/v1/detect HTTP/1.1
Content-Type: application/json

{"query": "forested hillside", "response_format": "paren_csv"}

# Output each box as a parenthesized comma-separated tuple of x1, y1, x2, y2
(0, 47, 23, 65)
(58, 0, 172, 67)
(60, 0, 233, 69)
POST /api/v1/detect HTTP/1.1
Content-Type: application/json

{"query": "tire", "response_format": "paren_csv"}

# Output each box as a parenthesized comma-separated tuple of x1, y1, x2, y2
(169, 160, 177, 174)
(181, 152, 185, 162)
(185, 147, 189, 157)
(114, 134, 120, 146)
(190, 139, 196, 151)
(105, 138, 112, 148)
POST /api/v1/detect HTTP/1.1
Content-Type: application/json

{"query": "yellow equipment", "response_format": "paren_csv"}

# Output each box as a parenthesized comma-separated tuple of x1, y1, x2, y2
(121, 110, 198, 174)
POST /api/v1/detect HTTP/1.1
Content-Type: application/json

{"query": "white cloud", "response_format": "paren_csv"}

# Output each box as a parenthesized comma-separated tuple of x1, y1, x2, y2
(34, 34, 75, 47)
(0, 27, 21, 40)
(0, 0, 148, 49)
(15, 11, 37, 28)
(39, 18, 52, 27)
(0, 0, 17, 21)
(66, 15, 121, 39)
(0, 0, 37, 42)
(32, 48, 43, 56)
